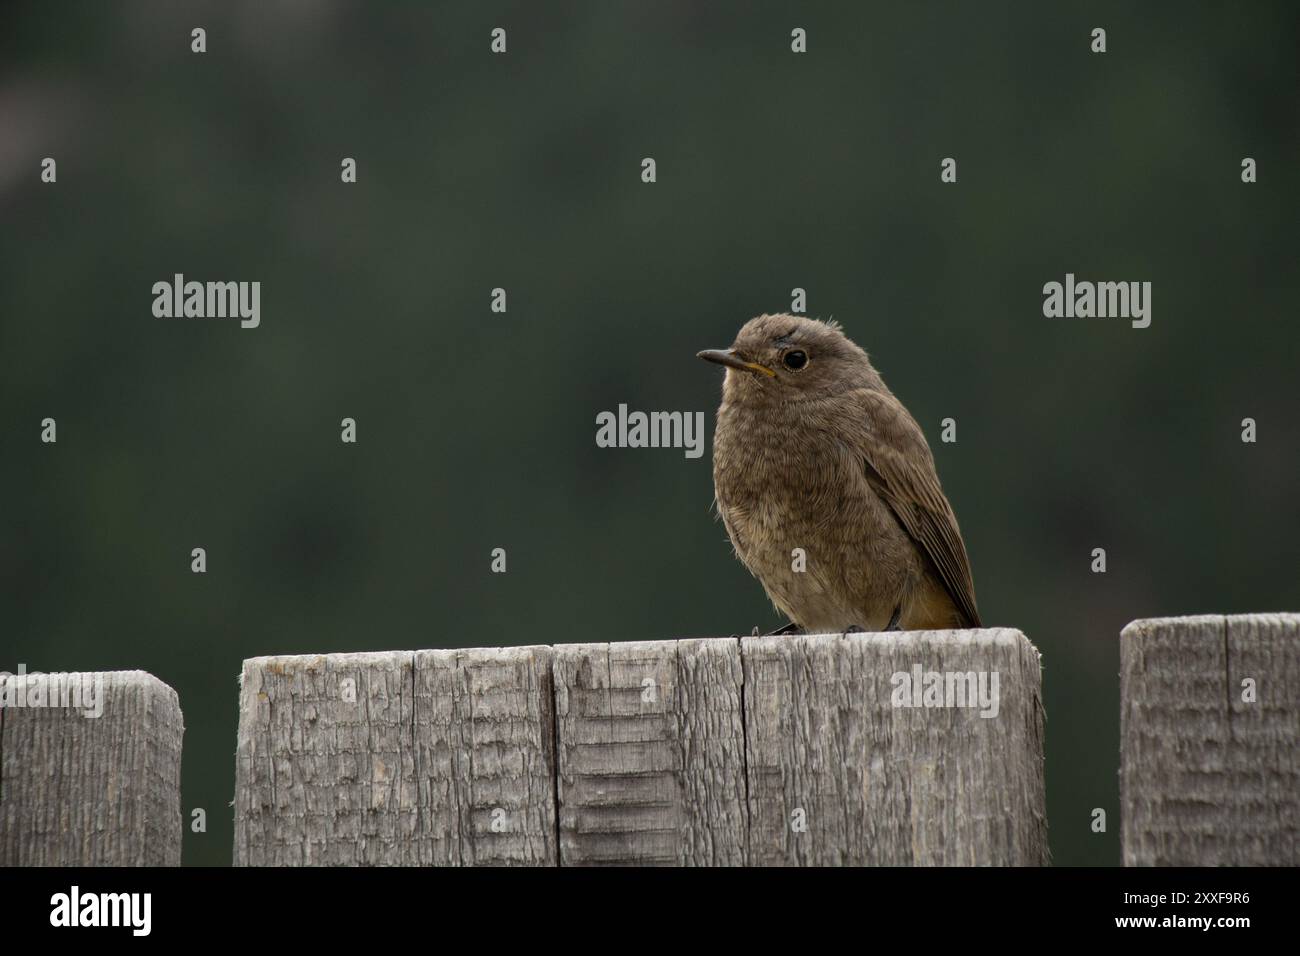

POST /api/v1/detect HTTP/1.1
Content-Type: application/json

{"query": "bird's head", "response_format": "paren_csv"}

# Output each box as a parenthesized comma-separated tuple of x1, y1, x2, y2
(698, 313, 877, 403)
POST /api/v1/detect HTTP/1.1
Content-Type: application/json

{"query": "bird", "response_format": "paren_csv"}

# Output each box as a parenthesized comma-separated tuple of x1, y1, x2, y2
(698, 313, 981, 634)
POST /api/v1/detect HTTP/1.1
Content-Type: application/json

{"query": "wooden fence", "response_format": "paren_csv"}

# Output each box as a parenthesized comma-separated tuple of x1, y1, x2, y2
(233, 630, 1047, 865)
(1120, 613, 1300, 865)
(0, 670, 183, 866)
(2, 614, 1295, 865)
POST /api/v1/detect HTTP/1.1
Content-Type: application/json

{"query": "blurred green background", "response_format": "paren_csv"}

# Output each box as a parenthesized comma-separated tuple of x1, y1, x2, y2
(2, 1, 1297, 866)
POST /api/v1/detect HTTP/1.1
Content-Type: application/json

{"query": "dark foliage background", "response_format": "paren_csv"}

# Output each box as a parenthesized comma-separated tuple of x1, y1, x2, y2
(2, 1, 1297, 865)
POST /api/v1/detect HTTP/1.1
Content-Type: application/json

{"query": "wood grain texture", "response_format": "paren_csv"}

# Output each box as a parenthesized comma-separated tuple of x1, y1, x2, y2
(235, 652, 418, 865)
(742, 629, 1047, 865)
(235, 632, 1048, 866)
(234, 647, 555, 866)
(0, 670, 183, 866)
(552, 639, 747, 865)
(1121, 613, 1300, 865)
(413, 647, 555, 865)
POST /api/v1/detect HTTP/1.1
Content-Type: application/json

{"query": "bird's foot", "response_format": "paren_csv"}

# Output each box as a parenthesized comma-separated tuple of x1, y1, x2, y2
(762, 621, 801, 636)
(884, 605, 903, 632)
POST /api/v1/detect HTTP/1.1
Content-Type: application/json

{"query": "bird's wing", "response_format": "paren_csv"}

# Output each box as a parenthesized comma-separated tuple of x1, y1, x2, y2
(848, 388, 982, 628)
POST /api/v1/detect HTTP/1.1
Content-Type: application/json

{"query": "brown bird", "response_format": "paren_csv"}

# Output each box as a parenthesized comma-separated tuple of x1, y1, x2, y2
(699, 314, 981, 633)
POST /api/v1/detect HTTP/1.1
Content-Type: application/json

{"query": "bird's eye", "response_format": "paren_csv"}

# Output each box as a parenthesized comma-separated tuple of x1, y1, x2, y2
(782, 350, 808, 370)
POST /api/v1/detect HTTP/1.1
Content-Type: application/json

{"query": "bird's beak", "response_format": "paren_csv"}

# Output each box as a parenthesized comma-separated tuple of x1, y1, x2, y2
(696, 349, 776, 378)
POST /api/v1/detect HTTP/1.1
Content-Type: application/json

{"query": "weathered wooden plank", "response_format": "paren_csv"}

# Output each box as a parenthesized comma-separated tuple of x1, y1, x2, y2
(552, 639, 747, 865)
(1120, 613, 1300, 865)
(236, 632, 1050, 866)
(0, 670, 183, 866)
(412, 647, 556, 865)
(742, 629, 1047, 866)
(234, 647, 556, 866)
(235, 652, 418, 866)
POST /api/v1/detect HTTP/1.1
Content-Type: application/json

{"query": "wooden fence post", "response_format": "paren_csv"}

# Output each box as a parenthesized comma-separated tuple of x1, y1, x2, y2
(552, 638, 748, 865)
(234, 647, 556, 865)
(1120, 613, 1300, 865)
(0, 669, 184, 866)
(236, 629, 1046, 866)
(744, 628, 1047, 865)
